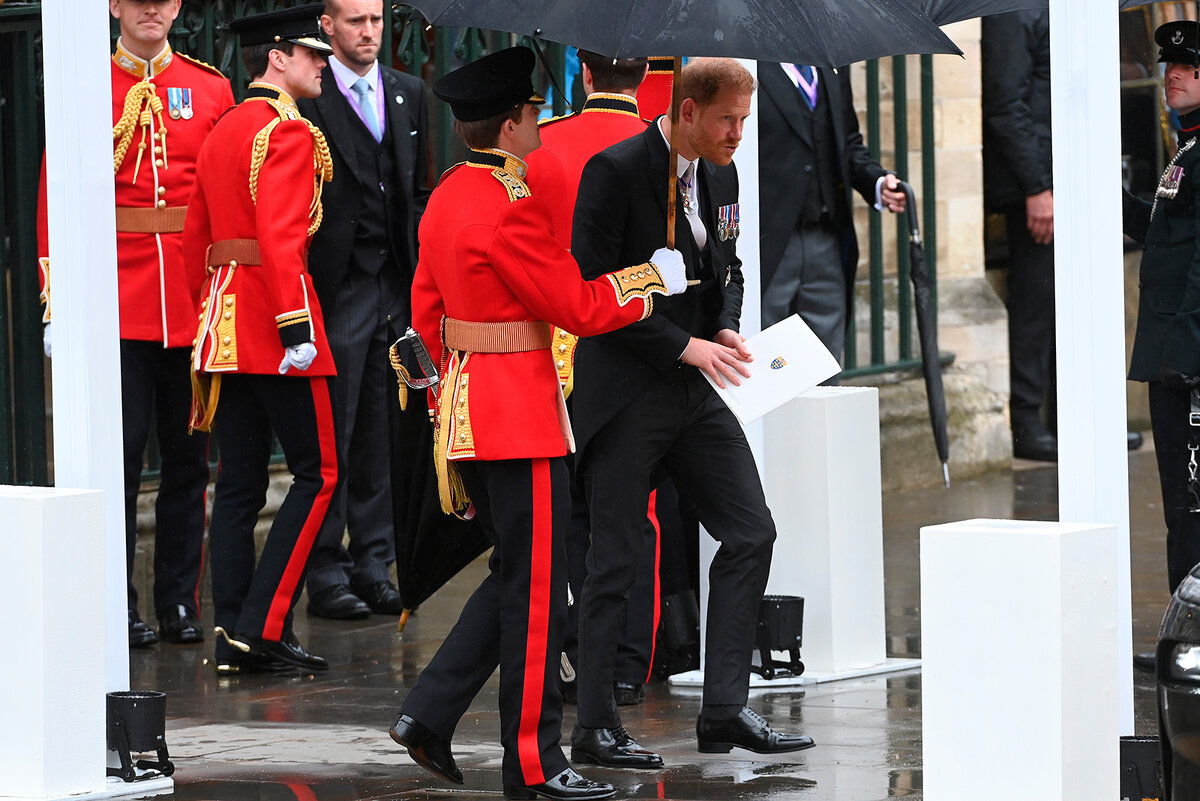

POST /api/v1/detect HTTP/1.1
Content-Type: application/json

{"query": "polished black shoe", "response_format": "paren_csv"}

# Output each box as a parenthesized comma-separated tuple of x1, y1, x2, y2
(696, 707, 815, 754)
(306, 584, 371, 620)
(129, 610, 158, 648)
(388, 713, 463, 784)
(356, 580, 405, 615)
(570, 724, 663, 768)
(613, 681, 645, 706)
(215, 652, 298, 676)
(159, 604, 204, 644)
(503, 767, 616, 800)
(1013, 425, 1058, 462)
(215, 627, 329, 672)
(1128, 431, 1145, 451)
(1133, 651, 1157, 672)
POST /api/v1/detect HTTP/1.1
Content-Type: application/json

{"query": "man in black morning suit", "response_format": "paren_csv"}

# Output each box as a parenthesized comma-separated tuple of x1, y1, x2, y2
(297, 0, 430, 619)
(757, 62, 904, 359)
(569, 58, 815, 767)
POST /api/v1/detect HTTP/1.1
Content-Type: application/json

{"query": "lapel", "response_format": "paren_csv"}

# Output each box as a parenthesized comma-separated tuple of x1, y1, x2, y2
(822, 66, 848, 149)
(699, 160, 731, 284)
(761, 62, 814, 149)
(639, 125, 700, 272)
(313, 65, 361, 181)
(381, 67, 414, 189)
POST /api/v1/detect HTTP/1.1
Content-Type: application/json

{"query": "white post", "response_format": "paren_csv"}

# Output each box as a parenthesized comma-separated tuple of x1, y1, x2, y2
(1048, 0, 1133, 732)
(0, 488, 107, 798)
(921, 519, 1120, 801)
(41, 0, 129, 693)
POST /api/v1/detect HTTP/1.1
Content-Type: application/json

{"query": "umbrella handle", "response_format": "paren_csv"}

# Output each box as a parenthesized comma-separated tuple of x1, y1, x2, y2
(897, 179, 920, 244)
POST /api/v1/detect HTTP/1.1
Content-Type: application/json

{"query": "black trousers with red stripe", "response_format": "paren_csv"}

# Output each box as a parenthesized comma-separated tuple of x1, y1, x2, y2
(120, 340, 210, 620)
(208, 373, 337, 653)
(401, 457, 571, 787)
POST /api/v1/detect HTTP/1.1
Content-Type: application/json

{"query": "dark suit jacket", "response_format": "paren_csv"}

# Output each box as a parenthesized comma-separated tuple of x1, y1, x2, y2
(981, 10, 1052, 212)
(757, 62, 887, 303)
(298, 63, 430, 311)
(570, 123, 743, 458)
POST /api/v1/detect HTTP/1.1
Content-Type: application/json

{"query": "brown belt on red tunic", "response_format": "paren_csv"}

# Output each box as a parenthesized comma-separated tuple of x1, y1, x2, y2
(206, 238, 261, 268)
(443, 318, 552, 353)
(114, 205, 188, 234)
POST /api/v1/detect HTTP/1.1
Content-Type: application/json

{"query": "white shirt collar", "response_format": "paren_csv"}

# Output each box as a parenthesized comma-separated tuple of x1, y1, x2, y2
(656, 115, 698, 180)
(330, 54, 380, 93)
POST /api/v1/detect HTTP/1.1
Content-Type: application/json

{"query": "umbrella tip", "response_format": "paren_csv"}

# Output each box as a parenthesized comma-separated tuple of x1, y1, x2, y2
(942, 462, 950, 489)
(397, 609, 411, 633)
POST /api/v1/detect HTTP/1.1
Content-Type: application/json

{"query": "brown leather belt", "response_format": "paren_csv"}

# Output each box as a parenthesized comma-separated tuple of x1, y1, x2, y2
(207, 238, 261, 267)
(443, 319, 552, 353)
(115, 205, 188, 234)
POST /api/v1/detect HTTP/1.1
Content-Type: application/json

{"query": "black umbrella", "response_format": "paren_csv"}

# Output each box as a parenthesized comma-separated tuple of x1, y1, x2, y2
(406, 0, 962, 67)
(897, 181, 950, 488)
(387, 342, 489, 631)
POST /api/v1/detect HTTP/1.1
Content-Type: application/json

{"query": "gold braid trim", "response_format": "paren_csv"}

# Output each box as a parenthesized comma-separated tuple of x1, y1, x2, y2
(388, 342, 411, 412)
(434, 356, 472, 518)
(248, 118, 283, 205)
(112, 80, 166, 182)
(246, 109, 334, 236)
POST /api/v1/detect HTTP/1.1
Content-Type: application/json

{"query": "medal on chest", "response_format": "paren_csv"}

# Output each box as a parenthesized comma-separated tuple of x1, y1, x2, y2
(717, 203, 740, 241)
(167, 87, 193, 120)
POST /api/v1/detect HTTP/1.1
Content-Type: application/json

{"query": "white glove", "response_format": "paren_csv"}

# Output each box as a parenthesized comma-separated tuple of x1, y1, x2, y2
(43, 323, 52, 359)
(649, 246, 688, 295)
(278, 342, 318, 373)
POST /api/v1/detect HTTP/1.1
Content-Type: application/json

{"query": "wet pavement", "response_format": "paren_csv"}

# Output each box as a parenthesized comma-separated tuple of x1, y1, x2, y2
(129, 444, 1169, 800)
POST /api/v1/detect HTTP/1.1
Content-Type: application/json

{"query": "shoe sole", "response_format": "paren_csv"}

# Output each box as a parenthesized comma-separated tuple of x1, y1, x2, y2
(503, 785, 616, 801)
(697, 739, 817, 755)
(569, 748, 664, 768)
(388, 726, 465, 785)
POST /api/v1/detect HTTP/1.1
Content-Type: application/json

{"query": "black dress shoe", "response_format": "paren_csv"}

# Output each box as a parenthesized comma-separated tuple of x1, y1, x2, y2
(503, 767, 615, 800)
(1013, 426, 1058, 462)
(696, 707, 815, 754)
(159, 604, 204, 644)
(356, 581, 405, 615)
(1128, 431, 1144, 451)
(1134, 651, 1157, 672)
(388, 713, 463, 784)
(613, 681, 645, 706)
(214, 627, 329, 672)
(307, 584, 371, 620)
(570, 724, 663, 768)
(129, 610, 158, 648)
(215, 653, 298, 676)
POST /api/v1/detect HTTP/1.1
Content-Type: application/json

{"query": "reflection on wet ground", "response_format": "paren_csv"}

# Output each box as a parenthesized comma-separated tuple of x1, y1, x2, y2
(133, 448, 1166, 800)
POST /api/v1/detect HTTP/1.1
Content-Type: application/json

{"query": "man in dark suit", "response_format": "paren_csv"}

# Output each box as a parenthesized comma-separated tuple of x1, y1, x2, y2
(297, 0, 430, 619)
(569, 58, 815, 766)
(757, 61, 905, 360)
(1125, 20, 1200, 670)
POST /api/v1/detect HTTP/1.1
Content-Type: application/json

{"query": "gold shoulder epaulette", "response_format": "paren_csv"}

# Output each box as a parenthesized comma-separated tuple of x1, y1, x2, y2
(538, 112, 574, 127)
(491, 168, 530, 203)
(248, 116, 333, 235)
(177, 53, 226, 79)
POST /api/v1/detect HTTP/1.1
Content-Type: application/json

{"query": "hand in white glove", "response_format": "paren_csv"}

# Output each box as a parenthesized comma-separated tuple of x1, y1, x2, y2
(43, 323, 52, 359)
(649, 246, 688, 295)
(278, 342, 318, 374)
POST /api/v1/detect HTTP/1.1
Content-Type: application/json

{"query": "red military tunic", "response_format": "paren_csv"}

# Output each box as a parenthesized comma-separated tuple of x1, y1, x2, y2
(411, 147, 670, 466)
(184, 83, 336, 380)
(37, 40, 234, 346)
(637, 57, 675, 122)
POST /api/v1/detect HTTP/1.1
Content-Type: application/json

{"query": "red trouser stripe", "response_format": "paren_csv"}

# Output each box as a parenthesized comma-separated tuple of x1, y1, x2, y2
(263, 377, 338, 640)
(645, 490, 662, 683)
(517, 458, 553, 784)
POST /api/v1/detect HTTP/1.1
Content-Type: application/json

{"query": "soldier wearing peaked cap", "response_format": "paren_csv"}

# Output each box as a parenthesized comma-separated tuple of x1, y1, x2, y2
(1125, 19, 1200, 626)
(184, 3, 339, 675)
(385, 45, 687, 801)
(37, 0, 234, 650)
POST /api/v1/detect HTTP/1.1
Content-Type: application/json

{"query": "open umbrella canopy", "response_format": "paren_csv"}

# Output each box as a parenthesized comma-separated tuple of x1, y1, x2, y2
(918, 0, 1158, 26)
(405, 0, 962, 66)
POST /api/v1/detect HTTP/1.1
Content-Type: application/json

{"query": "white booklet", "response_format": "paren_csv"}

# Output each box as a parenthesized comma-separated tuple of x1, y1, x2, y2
(703, 314, 841, 425)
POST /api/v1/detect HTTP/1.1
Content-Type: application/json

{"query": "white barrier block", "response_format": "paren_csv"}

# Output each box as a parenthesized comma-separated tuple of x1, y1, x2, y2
(762, 386, 886, 674)
(921, 519, 1119, 801)
(0, 486, 107, 799)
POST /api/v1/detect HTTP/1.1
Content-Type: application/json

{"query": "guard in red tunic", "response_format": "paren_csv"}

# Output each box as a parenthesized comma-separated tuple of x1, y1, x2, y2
(637, 56, 675, 122)
(184, 4, 337, 675)
(37, 0, 234, 649)
(385, 46, 685, 801)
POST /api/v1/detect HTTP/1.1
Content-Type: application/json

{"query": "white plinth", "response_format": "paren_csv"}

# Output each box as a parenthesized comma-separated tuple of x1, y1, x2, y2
(0, 487, 108, 799)
(920, 519, 1120, 801)
(762, 386, 890, 677)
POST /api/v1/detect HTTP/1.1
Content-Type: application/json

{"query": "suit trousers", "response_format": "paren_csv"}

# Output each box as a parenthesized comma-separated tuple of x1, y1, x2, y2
(306, 266, 405, 592)
(120, 340, 209, 618)
(1004, 203, 1056, 428)
(209, 374, 337, 650)
(761, 221, 846, 358)
(1148, 381, 1200, 592)
(576, 368, 776, 727)
(400, 457, 571, 787)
